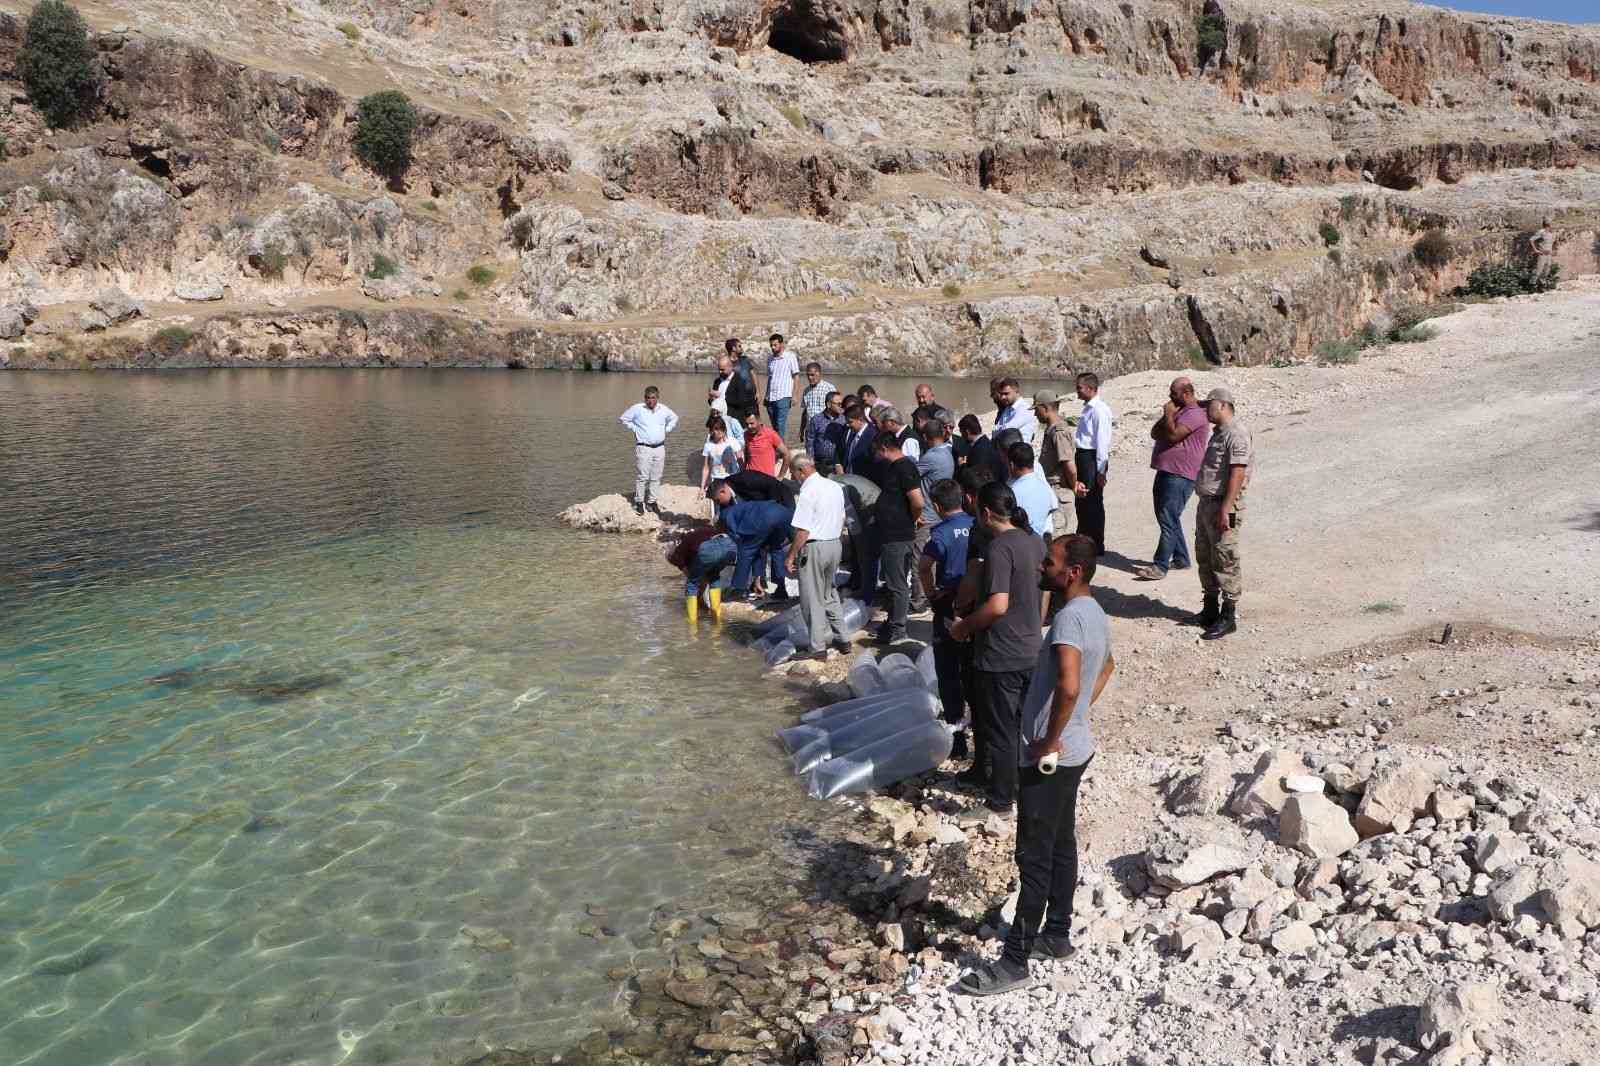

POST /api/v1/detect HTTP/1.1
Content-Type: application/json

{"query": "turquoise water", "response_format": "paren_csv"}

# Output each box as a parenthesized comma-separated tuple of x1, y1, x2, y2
(0, 370, 830, 1066)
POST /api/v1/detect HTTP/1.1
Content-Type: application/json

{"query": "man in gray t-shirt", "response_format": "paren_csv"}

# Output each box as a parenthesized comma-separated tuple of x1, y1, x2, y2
(959, 533, 1115, 997)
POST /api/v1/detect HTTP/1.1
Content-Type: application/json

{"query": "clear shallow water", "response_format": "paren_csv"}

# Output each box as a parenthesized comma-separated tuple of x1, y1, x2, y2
(0, 369, 881, 1066)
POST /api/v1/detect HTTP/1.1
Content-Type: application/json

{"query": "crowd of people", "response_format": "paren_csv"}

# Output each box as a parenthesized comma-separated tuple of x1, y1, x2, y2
(622, 343, 1256, 994)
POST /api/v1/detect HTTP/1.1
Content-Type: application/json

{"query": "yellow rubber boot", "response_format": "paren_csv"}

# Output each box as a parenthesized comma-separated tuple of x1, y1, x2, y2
(685, 595, 699, 624)
(707, 587, 723, 622)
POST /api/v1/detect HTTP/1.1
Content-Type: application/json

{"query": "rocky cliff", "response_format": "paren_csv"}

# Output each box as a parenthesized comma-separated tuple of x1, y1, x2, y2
(1, 0, 1597, 372)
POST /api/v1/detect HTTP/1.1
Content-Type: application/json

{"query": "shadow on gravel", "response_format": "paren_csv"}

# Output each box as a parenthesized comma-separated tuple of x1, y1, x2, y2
(1096, 584, 1194, 624)
(1574, 510, 1600, 532)
(1331, 1003, 1424, 1052)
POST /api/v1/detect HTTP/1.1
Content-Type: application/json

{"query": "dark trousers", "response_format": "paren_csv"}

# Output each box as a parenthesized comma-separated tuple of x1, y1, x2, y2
(853, 526, 879, 600)
(1003, 756, 1091, 968)
(973, 668, 1030, 811)
(878, 539, 914, 634)
(1151, 471, 1196, 570)
(931, 601, 971, 725)
(1073, 448, 1106, 552)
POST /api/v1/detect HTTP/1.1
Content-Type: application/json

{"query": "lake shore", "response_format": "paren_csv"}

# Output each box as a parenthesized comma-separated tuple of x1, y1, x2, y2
(553, 280, 1600, 1066)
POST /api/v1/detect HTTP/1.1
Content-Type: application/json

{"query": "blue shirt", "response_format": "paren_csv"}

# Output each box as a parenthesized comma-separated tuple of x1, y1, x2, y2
(993, 400, 1038, 446)
(619, 402, 679, 445)
(720, 500, 792, 591)
(916, 442, 955, 523)
(1009, 471, 1057, 542)
(923, 512, 974, 591)
(806, 410, 844, 464)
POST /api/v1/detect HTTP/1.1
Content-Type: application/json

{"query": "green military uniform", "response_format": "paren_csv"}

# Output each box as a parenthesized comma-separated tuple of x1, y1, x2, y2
(1194, 417, 1253, 604)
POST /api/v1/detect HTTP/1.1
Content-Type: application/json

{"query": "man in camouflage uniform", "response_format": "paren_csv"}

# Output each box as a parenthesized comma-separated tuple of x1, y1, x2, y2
(1190, 387, 1253, 641)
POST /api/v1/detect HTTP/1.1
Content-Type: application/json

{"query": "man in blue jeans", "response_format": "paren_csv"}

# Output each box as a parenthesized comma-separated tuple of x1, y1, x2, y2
(1136, 377, 1210, 581)
(763, 332, 800, 439)
(719, 498, 792, 601)
(667, 525, 736, 622)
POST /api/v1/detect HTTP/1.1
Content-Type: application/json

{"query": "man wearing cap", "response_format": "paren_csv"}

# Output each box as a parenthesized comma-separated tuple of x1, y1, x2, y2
(1191, 387, 1253, 640)
(1070, 373, 1113, 554)
(1033, 389, 1074, 537)
(1135, 377, 1210, 581)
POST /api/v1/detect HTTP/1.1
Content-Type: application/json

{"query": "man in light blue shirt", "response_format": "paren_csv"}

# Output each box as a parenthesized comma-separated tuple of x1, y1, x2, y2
(764, 333, 801, 438)
(990, 375, 1038, 447)
(618, 386, 679, 515)
(1005, 441, 1058, 544)
(1071, 371, 1114, 553)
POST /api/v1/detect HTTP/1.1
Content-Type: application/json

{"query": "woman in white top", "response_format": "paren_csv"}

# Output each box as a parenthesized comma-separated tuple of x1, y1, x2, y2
(701, 414, 741, 499)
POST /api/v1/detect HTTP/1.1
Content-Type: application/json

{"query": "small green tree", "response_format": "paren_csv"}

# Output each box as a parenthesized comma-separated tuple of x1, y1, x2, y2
(1196, 13, 1226, 64)
(20, 0, 99, 128)
(353, 90, 418, 179)
(1319, 221, 1341, 247)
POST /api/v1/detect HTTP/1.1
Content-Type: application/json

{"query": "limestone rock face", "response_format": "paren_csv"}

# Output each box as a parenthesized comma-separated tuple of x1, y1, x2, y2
(1279, 793, 1359, 859)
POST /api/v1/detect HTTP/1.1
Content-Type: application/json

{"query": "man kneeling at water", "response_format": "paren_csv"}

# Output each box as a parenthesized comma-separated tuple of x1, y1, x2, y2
(959, 534, 1115, 996)
(667, 525, 735, 623)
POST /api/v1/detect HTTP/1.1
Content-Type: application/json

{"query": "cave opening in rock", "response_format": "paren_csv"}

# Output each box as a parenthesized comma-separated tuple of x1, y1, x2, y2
(768, 0, 849, 64)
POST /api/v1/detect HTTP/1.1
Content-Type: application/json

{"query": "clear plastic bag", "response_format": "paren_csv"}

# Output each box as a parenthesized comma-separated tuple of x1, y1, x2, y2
(764, 639, 796, 667)
(805, 720, 955, 799)
(799, 687, 932, 726)
(877, 653, 922, 691)
(784, 692, 939, 774)
(847, 650, 885, 698)
(753, 604, 803, 638)
(915, 645, 937, 692)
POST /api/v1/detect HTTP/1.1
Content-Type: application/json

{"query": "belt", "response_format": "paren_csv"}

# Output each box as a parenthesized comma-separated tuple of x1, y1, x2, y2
(637, 441, 664, 448)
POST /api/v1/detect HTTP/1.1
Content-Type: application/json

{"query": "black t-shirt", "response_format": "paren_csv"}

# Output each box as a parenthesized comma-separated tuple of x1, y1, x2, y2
(728, 470, 796, 510)
(952, 435, 972, 466)
(873, 457, 921, 544)
(974, 528, 1045, 672)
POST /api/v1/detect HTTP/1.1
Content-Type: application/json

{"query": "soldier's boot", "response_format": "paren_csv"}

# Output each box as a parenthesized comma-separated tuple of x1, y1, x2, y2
(1202, 600, 1237, 641)
(1185, 593, 1220, 628)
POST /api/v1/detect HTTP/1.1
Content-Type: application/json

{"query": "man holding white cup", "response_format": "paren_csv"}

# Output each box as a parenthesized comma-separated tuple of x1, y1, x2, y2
(958, 533, 1115, 996)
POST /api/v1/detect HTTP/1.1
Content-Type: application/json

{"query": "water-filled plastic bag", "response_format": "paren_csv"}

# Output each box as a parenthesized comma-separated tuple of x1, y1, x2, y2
(805, 720, 955, 799)
(915, 645, 937, 691)
(782, 691, 939, 774)
(764, 639, 796, 667)
(753, 604, 802, 638)
(877, 653, 922, 692)
(846, 650, 884, 698)
(799, 687, 934, 726)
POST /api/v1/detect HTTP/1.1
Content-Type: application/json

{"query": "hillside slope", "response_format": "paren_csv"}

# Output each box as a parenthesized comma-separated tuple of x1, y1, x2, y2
(1, 0, 1598, 371)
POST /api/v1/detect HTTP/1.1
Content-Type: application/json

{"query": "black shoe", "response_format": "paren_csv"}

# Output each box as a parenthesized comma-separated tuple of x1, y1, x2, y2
(1032, 933, 1075, 960)
(646, 501, 661, 516)
(633, 501, 646, 516)
(1202, 602, 1237, 641)
(830, 640, 854, 655)
(954, 767, 987, 790)
(1184, 594, 1220, 627)
(950, 732, 970, 761)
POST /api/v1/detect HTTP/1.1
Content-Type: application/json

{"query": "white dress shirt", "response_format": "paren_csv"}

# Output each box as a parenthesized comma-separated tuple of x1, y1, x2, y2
(792, 472, 846, 541)
(992, 400, 1038, 446)
(766, 350, 800, 402)
(1073, 395, 1113, 474)
(619, 402, 679, 445)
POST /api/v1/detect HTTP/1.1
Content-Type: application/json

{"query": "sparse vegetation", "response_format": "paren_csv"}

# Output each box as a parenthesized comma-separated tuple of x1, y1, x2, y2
(1196, 13, 1226, 64)
(509, 214, 536, 249)
(370, 215, 388, 240)
(150, 325, 194, 355)
(1327, 247, 1342, 266)
(1339, 195, 1359, 223)
(1372, 260, 1392, 290)
(1187, 345, 1212, 370)
(1316, 338, 1361, 365)
(20, 0, 98, 128)
(1363, 601, 1403, 614)
(36, 183, 62, 203)
(1389, 323, 1438, 345)
(780, 105, 805, 131)
(424, 199, 439, 212)
(367, 254, 399, 280)
(353, 90, 418, 180)
(338, 21, 360, 42)
(1319, 221, 1341, 247)
(259, 247, 289, 279)
(941, 282, 962, 298)
(452, 288, 469, 301)
(1413, 228, 1454, 269)
(466, 264, 496, 286)
(1455, 260, 1560, 299)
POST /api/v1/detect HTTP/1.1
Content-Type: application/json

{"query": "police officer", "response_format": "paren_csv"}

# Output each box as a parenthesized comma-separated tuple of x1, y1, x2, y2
(1190, 388, 1253, 640)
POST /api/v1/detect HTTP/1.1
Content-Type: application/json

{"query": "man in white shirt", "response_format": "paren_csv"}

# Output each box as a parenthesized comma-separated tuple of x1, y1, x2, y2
(990, 375, 1038, 447)
(764, 332, 801, 440)
(618, 386, 679, 516)
(785, 453, 855, 658)
(1071, 372, 1113, 553)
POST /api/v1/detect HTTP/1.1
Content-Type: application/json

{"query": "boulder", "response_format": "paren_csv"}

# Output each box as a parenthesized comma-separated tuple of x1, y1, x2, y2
(0, 307, 25, 339)
(1417, 982, 1498, 1053)
(1473, 832, 1530, 875)
(1170, 916, 1223, 959)
(1269, 921, 1317, 956)
(1140, 242, 1172, 268)
(1279, 793, 1360, 859)
(1536, 848, 1600, 935)
(1353, 762, 1436, 838)
(77, 309, 112, 332)
(90, 288, 143, 324)
(1145, 837, 1251, 890)
(175, 280, 225, 302)
(1429, 788, 1474, 821)
(1166, 751, 1233, 816)
(1487, 864, 1541, 924)
(362, 275, 414, 302)
(1229, 749, 1309, 821)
